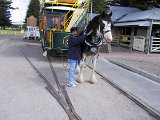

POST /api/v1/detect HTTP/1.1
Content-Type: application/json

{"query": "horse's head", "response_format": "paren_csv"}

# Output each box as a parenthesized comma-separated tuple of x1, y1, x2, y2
(86, 11, 113, 46)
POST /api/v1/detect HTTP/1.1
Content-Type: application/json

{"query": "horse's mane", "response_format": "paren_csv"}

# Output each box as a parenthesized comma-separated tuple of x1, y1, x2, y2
(87, 15, 100, 36)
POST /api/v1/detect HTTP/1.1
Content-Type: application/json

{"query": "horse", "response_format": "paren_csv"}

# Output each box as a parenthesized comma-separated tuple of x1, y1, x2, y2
(76, 11, 113, 84)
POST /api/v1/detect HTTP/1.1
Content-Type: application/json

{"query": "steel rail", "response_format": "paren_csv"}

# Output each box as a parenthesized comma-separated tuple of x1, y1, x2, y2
(19, 41, 82, 120)
(47, 56, 82, 120)
(91, 65, 160, 120)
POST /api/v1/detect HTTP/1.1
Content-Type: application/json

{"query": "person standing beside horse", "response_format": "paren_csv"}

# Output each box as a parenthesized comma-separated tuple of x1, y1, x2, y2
(67, 27, 93, 87)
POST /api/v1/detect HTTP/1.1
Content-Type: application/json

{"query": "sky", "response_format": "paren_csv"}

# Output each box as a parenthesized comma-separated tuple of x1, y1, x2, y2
(11, 0, 30, 22)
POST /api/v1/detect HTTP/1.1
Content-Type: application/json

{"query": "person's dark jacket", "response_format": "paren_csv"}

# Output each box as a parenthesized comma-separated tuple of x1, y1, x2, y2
(67, 34, 87, 61)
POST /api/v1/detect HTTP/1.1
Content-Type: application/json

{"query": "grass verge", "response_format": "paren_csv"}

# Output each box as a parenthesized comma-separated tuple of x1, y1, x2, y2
(0, 29, 24, 36)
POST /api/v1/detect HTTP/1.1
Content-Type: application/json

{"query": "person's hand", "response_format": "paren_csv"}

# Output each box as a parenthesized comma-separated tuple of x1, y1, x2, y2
(87, 29, 93, 36)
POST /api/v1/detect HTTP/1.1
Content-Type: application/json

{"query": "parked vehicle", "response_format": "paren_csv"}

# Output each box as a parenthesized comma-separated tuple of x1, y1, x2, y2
(24, 26, 40, 40)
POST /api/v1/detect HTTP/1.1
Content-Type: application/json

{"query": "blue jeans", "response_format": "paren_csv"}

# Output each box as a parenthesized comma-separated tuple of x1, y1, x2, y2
(68, 59, 78, 84)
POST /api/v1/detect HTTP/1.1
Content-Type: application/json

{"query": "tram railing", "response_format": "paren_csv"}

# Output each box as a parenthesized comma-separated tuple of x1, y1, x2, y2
(64, 0, 89, 31)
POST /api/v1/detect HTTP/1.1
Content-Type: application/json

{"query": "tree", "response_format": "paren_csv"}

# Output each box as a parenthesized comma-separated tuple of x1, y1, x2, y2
(0, 0, 13, 29)
(92, 0, 108, 13)
(25, 0, 40, 24)
(110, 0, 160, 10)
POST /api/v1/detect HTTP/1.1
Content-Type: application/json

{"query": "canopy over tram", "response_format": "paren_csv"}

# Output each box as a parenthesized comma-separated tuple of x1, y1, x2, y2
(45, 6, 76, 11)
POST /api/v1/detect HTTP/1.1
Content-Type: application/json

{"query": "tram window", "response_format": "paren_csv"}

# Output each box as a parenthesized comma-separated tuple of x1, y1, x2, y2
(61, 13, 65, 29)
(52, 18, 58, 28)
(47, 17, 59, 29)
(47, 17, 53, 28)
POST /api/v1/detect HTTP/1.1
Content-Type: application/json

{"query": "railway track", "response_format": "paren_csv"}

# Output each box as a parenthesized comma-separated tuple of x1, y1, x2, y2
(17, 39, 159, 120)
(19, 41, 82, 120)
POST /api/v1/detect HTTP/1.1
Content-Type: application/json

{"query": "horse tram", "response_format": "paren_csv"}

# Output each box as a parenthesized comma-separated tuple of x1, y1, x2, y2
(39, 0, 113, 83)
(39, 0, 90, 56)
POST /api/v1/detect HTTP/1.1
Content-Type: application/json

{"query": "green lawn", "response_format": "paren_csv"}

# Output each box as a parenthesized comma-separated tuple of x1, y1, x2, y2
(0, 29, 24, 36)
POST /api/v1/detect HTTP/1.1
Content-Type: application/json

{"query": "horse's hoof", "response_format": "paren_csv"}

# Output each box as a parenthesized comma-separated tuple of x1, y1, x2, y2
(90, 75, 97, 84)
(90, 80, 97, 84)
(77, 78, 84, 83)
(77, 76, 84, 83)
(77, 74, 84, 83)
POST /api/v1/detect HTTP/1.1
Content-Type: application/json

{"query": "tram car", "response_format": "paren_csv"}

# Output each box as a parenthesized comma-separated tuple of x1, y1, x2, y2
(39, 0, 90, 55)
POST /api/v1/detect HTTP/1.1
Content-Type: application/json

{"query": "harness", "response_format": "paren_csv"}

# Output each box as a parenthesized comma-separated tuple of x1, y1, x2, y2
(83, 18, 112, 55)
(85, 20, 111, 44)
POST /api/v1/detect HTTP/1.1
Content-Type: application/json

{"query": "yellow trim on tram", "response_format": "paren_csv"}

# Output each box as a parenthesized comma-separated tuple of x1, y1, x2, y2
(43, 1, 79, 7)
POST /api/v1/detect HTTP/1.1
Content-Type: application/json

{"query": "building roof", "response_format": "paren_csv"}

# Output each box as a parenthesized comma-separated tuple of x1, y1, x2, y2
(114, 21, 150, 27)
(117, 8, 160, 22)
(89, 6, 141, 22)
(110, 6, 141, 22)
(89, 7, 160, 27)
(89, 13, 99, 21)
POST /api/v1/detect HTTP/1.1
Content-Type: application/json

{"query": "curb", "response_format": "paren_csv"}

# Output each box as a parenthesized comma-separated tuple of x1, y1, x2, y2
(107, 59, 160, 84)
(91, 58, 160, 119)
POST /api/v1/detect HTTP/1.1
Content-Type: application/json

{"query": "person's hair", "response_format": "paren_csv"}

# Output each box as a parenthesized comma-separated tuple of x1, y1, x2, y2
(70, 27, 78, 33)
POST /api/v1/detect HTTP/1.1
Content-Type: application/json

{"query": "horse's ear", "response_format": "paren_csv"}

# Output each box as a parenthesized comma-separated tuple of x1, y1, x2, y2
(101, 11, 107, 19)
(101, 11, 106, 16)
(101, 11, 112, 17)
(108, 11, 112, 17)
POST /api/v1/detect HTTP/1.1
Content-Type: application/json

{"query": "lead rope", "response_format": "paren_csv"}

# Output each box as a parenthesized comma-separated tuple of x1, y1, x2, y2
(83, 55, 93, 68)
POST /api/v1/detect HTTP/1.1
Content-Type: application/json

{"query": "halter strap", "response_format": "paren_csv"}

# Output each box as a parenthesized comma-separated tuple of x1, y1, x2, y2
(85, 39, 103, 47)
(104, 30, 111, 34)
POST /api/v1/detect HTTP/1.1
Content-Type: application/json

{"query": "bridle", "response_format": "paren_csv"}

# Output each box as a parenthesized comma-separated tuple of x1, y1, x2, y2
(100, 20, 112, 38)
(85, 19, 112, 47)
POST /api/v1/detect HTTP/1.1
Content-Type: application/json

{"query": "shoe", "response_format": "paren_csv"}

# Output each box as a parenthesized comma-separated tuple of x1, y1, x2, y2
(74, 81, 79, 85)
(67, 83, 77, 87)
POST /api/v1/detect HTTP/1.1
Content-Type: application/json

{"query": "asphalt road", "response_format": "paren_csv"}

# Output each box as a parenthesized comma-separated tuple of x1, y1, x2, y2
(0, 35, 68, 120)
(0, 35, 157, 120)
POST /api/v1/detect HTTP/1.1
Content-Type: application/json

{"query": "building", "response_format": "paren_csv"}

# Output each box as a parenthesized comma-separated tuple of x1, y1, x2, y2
(114, 8, 160, 53)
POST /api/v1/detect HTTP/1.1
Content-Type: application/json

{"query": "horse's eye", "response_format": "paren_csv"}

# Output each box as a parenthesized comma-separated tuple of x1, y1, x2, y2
(100, 22, 105, 27)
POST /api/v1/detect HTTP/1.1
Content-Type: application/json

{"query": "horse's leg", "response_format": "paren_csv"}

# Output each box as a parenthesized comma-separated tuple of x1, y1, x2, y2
(76, 64, 80, 74)
(90, 55, 97, 84)
(76, 53, 86, 83)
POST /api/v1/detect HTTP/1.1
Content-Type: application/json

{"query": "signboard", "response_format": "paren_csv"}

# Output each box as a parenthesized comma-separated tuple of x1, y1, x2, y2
(133, 36, 146, 52)
(27, 16, 37, 27)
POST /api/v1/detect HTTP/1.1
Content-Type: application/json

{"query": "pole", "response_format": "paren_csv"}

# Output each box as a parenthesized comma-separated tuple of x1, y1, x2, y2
(20, 12, 23, 30)
(90, 0, 92, 21)
(147, 20, 153, 54)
